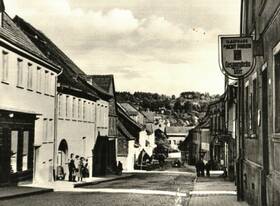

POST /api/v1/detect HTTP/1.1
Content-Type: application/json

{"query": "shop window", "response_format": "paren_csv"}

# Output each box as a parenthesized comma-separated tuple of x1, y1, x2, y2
(22, 131, 29, 171)
(10, 131, 18, 173)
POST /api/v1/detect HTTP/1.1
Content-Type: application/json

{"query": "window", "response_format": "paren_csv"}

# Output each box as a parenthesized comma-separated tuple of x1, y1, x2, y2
(145, 140, 149, 147)
(78, 99, 81, 119)
(83, 101, 86, 120)
(92, 103, 95, 122)
(50, 73, 55, 96)
(22, 131, 29, 171)
(72, 97, 76, 118)
(66, 96, 70, 118)
(2, 51, 8, 82)
(275, 52, 280, 133)
(36, 67, 42, 92)
(245, 85, 250, 135)
(44, 70, 49, 94)
(27, 63, 33, 90)
(48, 119, 54, 141)
(252, 78, 257, 135)
(10, 131, 18, 173)
(17, 58, 23, 87)
(58, 94, 62, 117)
(82, 137, 86, 157)
(43, 118, 48, 142)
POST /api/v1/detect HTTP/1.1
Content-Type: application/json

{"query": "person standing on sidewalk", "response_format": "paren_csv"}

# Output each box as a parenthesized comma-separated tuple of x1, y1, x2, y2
(68, 153, 75, 182)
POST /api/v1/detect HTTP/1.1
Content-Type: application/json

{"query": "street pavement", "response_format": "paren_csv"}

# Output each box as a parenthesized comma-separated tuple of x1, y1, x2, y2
(0, 167, 196, 206)
(189, 176, 249, 206)
(0, 167, 250, 206)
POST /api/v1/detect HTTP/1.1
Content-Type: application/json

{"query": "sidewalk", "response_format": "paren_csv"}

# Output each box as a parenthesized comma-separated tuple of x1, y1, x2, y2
(0, 186, 52, 200)
(0, 174, 132, 199)
(21, 174, 133, 191)
(188, 176, 249, 206)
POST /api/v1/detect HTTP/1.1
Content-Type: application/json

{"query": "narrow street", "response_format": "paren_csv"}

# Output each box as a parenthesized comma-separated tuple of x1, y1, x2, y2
(0, 169, 195, 206)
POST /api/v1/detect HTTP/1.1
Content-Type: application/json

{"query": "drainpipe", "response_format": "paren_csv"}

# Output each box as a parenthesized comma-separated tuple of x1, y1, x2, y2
(53, 68, 63, 181)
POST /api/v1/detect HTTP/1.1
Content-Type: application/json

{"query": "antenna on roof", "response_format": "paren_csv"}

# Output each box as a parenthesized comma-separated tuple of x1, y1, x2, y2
(0, 0, 5, 12)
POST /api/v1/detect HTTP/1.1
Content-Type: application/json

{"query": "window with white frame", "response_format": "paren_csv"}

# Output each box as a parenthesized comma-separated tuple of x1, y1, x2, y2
(72, 97, 76, 119)
(27, 63, 33, 90)
(17, 58, 23, 87)
(44, 70, 49, 94)
(50, 73, 55, 96)
(43, 118, 48, 142)
(66, 96, 70, 118)
(36, 67, 42, 92)
(88, 102, 91, 121)
(58, 94, 62, 117)
(83, 100, 86, 120)
(78, 99, 81, 119)
(92, 103, 95, 122)
(48, 119, 53, 141)
(2, 51, 9, 82)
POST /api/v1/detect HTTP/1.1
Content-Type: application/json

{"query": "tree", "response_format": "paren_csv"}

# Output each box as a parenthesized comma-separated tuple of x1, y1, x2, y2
(153, 129, 170, 166)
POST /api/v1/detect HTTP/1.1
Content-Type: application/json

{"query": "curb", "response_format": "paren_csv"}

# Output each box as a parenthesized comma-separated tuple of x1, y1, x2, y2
(0, 188, 53, 200)
(74, 174, 134, 188)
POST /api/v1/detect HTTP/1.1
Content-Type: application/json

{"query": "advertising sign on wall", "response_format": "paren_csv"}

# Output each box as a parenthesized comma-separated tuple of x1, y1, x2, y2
(219, 36, 254, 79)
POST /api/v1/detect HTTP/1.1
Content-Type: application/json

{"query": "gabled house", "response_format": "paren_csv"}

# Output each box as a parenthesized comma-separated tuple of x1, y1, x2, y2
(119, 103, 156, 168)
(117, 103, 142, 171)
(14, 15, 113, 178)
(165, 126, 193, 151)
(120, 103, 144, 125)
(87, 74, 118, 174)
(0, 1, 61, 185)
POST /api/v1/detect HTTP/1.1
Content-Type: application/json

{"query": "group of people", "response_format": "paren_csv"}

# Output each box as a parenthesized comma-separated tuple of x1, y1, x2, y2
(68, 153, 89, 182)
(195, 158, 212, 177)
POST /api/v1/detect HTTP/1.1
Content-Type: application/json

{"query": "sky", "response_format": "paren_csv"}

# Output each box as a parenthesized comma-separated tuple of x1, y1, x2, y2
(6, 0, 241, 96)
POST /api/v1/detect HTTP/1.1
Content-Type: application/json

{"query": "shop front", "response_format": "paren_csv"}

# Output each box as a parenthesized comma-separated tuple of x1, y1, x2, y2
(0, 110, 35, 185)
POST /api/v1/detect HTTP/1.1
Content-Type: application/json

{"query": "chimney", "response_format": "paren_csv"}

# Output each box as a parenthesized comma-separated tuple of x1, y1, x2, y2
(0, 0, 5, 12)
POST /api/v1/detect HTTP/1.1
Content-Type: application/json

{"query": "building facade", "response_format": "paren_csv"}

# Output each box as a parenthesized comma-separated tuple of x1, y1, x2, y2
(238, 0, 280, 205)
(117, 103, 142, 171)
(14, 15, 113, 179)
(87, 75, 118, 175)
(0, 5, 60, 185)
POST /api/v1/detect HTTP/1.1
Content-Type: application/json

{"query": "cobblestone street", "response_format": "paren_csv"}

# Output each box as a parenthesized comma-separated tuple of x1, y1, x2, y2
(0, 170, 195, 206)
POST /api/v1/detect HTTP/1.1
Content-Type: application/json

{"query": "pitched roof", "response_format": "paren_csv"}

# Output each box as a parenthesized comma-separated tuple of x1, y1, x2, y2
(117, 121, 135, 140)
(0, 12, 58, 69)
(165, 126, 193, 134)
(117, 103, 143, 130)
(87, 75, 113, 93)
(119, 103, 139, 116)
(142, 111, 155, 123)
(13, 16, 111, 100)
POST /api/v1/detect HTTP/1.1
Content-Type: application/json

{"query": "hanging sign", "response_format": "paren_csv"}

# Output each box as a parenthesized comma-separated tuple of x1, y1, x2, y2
(219, 36, 254, 79)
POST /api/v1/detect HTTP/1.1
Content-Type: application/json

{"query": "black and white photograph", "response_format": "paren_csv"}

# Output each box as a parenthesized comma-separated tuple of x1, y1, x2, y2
(0, 0, 278, 205)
